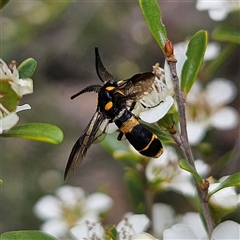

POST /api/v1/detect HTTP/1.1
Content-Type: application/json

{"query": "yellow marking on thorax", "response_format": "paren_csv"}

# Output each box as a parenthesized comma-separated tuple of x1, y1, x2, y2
(105, 101, 113, 111)
(120, 116, 139, 133)
(105, 86, 115, 91)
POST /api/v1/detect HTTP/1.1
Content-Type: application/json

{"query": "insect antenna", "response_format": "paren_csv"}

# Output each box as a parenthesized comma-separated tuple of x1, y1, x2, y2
(71, 84, 102, 99)
(95, 47, 115, 83)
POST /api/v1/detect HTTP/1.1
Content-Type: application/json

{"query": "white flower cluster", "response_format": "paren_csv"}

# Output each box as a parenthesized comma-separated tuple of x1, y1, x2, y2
(34, 184, 239, 239)
(34, 185, 159, 239)
(174, 42, 239, 145)
(132, 63, 174, 124)
(34, 185, 113, 239)
(0, 59, 33, 133)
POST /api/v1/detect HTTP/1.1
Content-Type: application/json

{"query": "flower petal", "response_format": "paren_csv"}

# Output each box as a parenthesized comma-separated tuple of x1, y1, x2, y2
(131, 233, 159, 240)
(163, 224, 197, 239)
(187, 122, 207, 145)
(0, 112, 19, 133)
(208, 9, 228, 21)
(40, 219, 69, 238)
(55, 185, 85, 207)
(152, 203, 175, 236)
(18, 78, 33, 95)
(180, 212, 207, 239)
(211, 220, 240, 240)
(210, 107, 239, 130)
(206, 78, 237, 106)
(117, 214, 150, 234)
(16, 104, 31, 112)
(33, 195, 62, 220)
(0, 59, 12, 80)
(209, 183, 238, 210)
(71, 221, 105, 240)
(140, 96, 174, 123)
(86, 192, 113, 213)
(204, 42, 220, 61)
(195, 159, 210, 177)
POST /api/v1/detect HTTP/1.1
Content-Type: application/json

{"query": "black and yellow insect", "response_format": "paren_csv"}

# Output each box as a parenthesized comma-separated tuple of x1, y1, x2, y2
(65, 48, 163, 180)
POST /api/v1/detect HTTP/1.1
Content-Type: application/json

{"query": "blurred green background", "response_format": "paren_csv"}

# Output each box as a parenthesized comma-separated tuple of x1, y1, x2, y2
(1, 0, 239, 233)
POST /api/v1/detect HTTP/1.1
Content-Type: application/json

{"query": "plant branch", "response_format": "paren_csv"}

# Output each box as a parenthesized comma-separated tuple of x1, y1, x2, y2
(165, 40, 216, 235)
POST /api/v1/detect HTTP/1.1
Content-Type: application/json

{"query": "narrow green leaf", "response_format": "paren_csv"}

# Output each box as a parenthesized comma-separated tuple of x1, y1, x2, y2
(139, 0, 167, 52)
(181, 30, 208, 95)
(0, 179, 2, 185)
(208, 172, 240, 199)
(1, 123, 64, 144)
(179, 159, 203, 185)
(124, 168, 146, 213)
(18, 58, 37, 78)
(212, 25, 240, 44)
(0, 230, 58, 240)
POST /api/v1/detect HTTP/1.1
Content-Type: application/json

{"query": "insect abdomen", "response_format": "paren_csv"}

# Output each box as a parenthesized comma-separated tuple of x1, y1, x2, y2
(115, 110, 163, 158)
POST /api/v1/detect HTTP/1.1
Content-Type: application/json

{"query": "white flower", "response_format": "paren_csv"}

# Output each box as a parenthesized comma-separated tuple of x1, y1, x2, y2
(208, 183, 239, 211)
(151, 205, 208, 238)
(132, 64, 174, 123)
(131, 233, 159, 240)
(116, 213, 150, 240)
(0, 59, 33, 96)
(174, 41, 220, 63)
(179, 212, 207, 239)
(33, 185, 113, 238)
(196, 0, 240, 21)
(186, 79, 239, 145)
(151, 203, 176, 238)
(211, 220, 240, 239)
(146, 146, 210, 197)
(0, 103, 31, 133)
(163, 220, 240, 239)
(163, 224, 197, 239)
(70, 220, 105, 240)
(0, 59, 33, 133)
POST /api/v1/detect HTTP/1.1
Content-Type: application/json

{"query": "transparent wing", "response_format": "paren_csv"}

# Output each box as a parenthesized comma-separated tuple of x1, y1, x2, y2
(117, 72, 155, 103)
(64, 110, 108, 180)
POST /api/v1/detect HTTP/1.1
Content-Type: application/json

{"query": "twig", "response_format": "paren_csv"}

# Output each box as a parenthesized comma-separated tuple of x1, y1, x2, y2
(165, 40, 216, 235)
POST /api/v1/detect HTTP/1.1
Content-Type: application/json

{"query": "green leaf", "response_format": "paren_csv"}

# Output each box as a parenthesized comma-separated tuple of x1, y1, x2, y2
(181, 30, 208, 96)
(124, 168, 146, 213)
(179, 159, 203, 185)
(18, 58, 37, 78)
(0, 230, 58, 240)
(212, 25, 240, 44)
(1, 123, 64, 144)
(107, 226, 118, 240)
(0, 179, 2, 185)
(142, 122, 175, 145)
(139, 0, 167, 52)
(0, 0, 10, 10)
(113, 150, 143, 168)
(207, 172, 240, 199)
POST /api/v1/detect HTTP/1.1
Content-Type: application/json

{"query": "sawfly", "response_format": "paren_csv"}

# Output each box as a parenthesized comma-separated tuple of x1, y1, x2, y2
(65, 48, 163, 180)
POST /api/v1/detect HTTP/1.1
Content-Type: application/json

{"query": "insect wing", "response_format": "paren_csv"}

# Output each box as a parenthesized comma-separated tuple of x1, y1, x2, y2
(64, 110, 107, 180)
(117, 72, 155, 103)
(95, 47, 115, 83)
